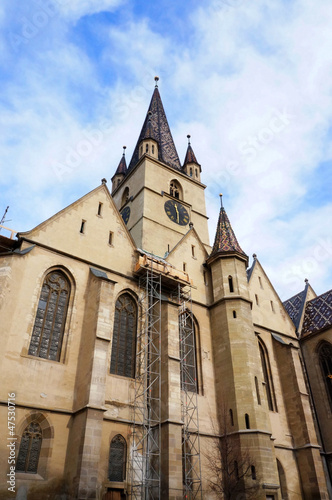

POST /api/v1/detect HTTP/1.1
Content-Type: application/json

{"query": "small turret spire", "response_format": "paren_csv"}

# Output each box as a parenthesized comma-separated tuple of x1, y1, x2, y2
(209, 196, 247, 261)
(111, 146, 128, 184)
(183, 134, 201, 178)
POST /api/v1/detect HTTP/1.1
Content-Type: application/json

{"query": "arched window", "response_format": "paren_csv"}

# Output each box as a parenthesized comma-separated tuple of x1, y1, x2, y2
(121, 187, 129, 206)
(318, 342, 332, 408)
(179, 312, 198, 393)
(28, 270, 70, 361)
(259, 340, 277, 412)
(110, 293, 137, 378)
(277, 459, 288, 499)
(108, 435, 127, 482)
(16, 422, 42, 473)
(170, 180, 182, 200)
(146, 144, 149, 153)
(152, 145, 155, 154)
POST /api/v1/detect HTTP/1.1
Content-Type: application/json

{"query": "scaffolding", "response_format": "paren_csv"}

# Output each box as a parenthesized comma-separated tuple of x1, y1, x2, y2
(130, 265, 162, 500)
(178, 284, 203, 500)
(130, 251, 202, 499)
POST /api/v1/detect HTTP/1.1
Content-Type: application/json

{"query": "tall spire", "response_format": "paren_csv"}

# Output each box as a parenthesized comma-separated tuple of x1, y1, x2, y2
(210, 195, 247, 261)
(128, 77, 181, 171)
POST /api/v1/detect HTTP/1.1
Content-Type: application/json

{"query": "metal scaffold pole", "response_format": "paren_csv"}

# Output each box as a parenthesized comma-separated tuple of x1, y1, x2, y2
(130, 266, 162, 500)
(178, 284, 203, 500)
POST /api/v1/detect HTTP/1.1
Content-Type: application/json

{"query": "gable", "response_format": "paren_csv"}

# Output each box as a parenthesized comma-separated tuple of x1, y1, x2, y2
(166, 228, 211, 304)
(249, 259, 297, 336)
(18, 184, 137, 275)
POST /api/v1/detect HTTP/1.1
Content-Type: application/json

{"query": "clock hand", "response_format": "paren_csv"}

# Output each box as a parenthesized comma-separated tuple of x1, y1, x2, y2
(174, 203, 179, 223)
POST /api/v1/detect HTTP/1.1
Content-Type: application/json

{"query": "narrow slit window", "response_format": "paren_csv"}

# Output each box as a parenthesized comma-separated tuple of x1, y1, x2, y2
(255, 376, 261, 405)
(109, 232, 113, 246)
(258, 276, 263, 288)
(80, 220, 86, 234)
(251, 465, 256, 480)
(190, 167, 193, 177)
(152, 145, 155, 154)
(97, 202, 103, 216)
(167, 244, 170, 253)
(229, 409, 234, 426)
(228, 276, 234, 293)
(195, 168, 198, 177)
(146, 144, 149, 153)
(233, 310, 237, 319)
(255, 294, 259, 305)
(270, 300, 275, 312)
(203, 271, 208, 286)
(191, 245, 195, 257)
(183, 263, 186, 272)
(245, 413, 250, 429)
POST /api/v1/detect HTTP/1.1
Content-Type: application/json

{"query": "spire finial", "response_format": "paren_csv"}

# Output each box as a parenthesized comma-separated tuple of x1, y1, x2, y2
(219, 193, 223, 207)
(154, 76, 159, 87)
(187, 134, 191, 145)
(122, 145, 126, 156)
(253, 253, 257, 259)
(305, 278, 309, 283)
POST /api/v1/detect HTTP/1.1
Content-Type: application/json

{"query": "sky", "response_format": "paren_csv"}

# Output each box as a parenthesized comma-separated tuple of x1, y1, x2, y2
(0, 0, 332, 300)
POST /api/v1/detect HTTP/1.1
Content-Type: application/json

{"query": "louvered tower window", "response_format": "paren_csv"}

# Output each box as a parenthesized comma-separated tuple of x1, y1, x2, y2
(319, 342, 332, 408)
(110, 294, 137, 378)
(16, 422, 42, 473)
(108, 434, 127, 481)
(28, 271, 70, 361)
(179, 312, 198, 393)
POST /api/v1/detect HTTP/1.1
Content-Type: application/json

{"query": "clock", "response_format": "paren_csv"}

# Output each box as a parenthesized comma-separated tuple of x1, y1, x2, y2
(164, 200, 189, 226)
(121, 206, 130, 225)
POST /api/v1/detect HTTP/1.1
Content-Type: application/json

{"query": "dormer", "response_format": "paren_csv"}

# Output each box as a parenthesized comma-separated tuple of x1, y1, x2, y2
(182, 135, 202, 182)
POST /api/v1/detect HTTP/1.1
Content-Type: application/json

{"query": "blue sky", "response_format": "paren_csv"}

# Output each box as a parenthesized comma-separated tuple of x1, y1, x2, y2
(0, 0, 332, 300)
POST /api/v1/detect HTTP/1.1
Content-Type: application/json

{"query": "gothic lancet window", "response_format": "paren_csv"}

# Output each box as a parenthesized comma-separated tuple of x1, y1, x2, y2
(259, 340, 277, 412)
(16, 422, 42, 473)
(28, 271, 70, 361)
(108, 434, 127, 482)
(110, 294, 137, 378)
(170, 180, 182, 200)
(179, 312, 198, 393)
(318, 342, 332, 408)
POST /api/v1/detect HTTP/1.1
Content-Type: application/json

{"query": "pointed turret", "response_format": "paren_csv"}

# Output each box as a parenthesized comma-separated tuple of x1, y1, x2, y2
(128, 77, 181, 171)
(208, 195, 247, 264)
(182, 135, 202, 181)
(111, 146, 127, 193)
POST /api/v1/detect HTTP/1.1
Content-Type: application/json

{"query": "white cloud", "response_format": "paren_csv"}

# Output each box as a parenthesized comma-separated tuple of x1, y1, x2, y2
(57, 0, 126, 21)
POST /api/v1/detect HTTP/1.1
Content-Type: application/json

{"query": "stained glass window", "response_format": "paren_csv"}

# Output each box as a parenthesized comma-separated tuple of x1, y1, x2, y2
(108, 435, 126, 481)
(110, 294, 137, 378)
(16, 422, 42, 473)
(319, 342, 332, 408)
(28, 271, 70, 361)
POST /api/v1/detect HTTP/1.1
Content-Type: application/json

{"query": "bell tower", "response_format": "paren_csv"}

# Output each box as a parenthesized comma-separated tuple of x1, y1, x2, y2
(111, 78, 210, 257)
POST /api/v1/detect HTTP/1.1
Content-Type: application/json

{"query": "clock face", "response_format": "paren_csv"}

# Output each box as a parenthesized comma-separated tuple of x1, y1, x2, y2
(164, 200, 189, 226)
(121, 206, 131, 225)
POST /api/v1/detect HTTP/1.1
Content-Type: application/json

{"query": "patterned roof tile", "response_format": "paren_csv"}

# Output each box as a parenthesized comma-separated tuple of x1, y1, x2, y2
(283, 290, 306, 329)
(128, 87, 181, 171)
(302, 289, 332, 336)
(210, 203, 246, 258)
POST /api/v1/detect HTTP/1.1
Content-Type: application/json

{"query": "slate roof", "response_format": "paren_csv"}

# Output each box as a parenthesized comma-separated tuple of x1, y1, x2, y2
(112, 151, 127, 179)
(210, 201, 247, 259)
(183, 143, 200, 167)
(302, 289, 332, 336)
(128, 86, 181, 172)
(283, 288, 307, 331)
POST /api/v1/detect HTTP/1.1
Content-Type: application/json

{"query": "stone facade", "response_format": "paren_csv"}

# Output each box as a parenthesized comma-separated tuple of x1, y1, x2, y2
(0, 84, 331, 500)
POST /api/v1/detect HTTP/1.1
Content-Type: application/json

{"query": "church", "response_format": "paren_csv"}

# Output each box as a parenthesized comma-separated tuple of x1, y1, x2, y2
(0, 78, 331, 500)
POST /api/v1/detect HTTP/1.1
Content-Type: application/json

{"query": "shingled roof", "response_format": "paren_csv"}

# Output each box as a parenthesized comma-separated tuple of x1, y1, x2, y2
(210, 198, 247, 260)
(112, 150, 127, 180)
(183, 143, 200, 167)
(128, 85, 181, 172)
(283, 286, 308, 331)
(302, 289, 332, 336)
